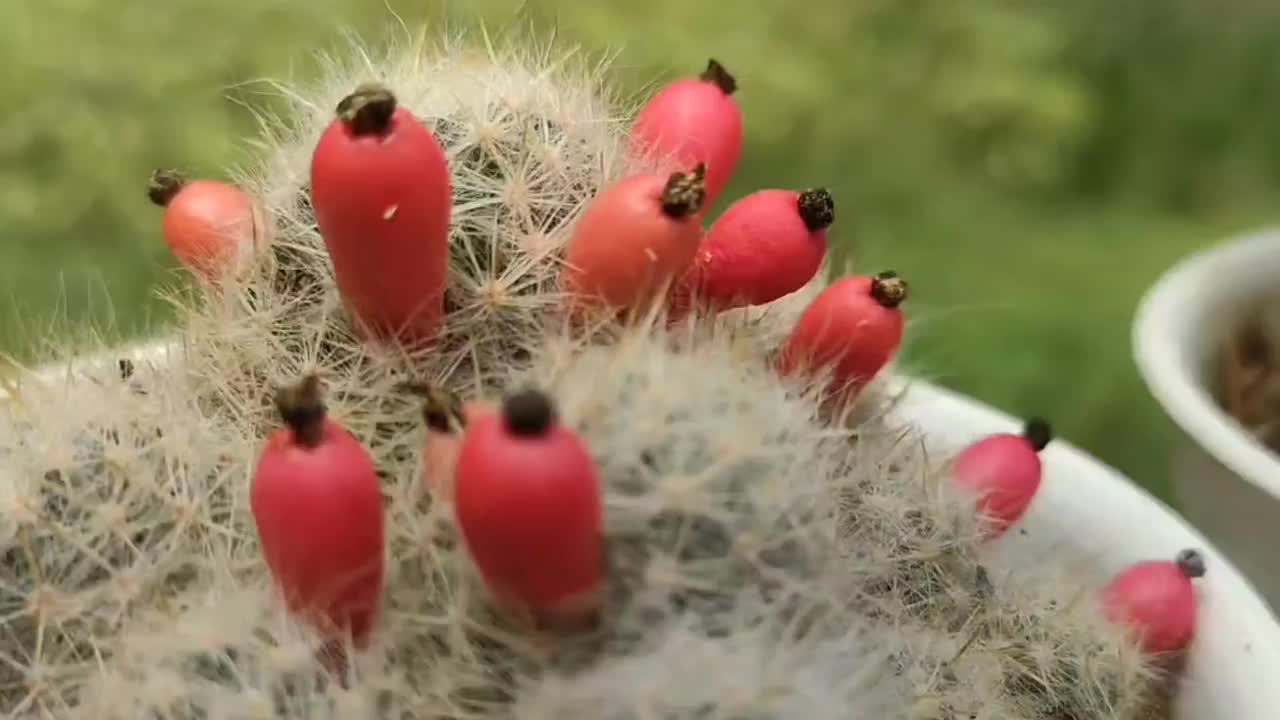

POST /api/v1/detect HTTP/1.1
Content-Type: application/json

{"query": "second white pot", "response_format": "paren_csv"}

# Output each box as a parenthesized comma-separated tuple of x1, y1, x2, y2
(1133, 227, 1280, 611)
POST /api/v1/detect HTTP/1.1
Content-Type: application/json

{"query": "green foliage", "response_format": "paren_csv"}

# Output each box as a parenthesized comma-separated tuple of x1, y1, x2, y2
(472, 0, 1094, 202)
(0, 0, 397, 347)
(1059, 0, 1280, 209)
(3, 0, 1280, 500)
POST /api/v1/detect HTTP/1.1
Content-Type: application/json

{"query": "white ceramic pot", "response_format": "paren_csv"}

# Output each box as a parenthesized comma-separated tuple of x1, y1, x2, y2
(6, 342, 1280, 717)
(889, 375, 1280, 720)
(1133, 228, 1280, 611)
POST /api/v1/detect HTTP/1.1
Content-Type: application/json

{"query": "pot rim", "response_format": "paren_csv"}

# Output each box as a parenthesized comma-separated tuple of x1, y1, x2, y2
(887, 374, 1280, 718)
(1132, 227, 1280, 502)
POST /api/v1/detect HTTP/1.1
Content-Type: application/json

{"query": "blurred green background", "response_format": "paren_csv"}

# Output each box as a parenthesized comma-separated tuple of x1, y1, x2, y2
(5, 0, 1280, 503)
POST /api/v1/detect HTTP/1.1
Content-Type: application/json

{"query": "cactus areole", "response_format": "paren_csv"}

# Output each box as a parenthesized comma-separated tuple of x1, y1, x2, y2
(309, 83, 453, 348)
(452, 388, 605, 621)
(950, 418, 1052, 537)
(250, 375, 386, 646)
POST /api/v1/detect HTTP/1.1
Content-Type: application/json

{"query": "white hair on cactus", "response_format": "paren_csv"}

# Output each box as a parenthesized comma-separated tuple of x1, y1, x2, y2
(512, 319, 857, 644)
(0, 23, 1173, 720)
(209, 25, 648, 407)
(511, 618, 905, 719)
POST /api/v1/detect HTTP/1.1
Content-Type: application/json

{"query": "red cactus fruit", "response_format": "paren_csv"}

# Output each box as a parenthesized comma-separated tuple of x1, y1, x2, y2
(562, 165, 706, 313)
(309, 83, 452, 348)
(1101, 549, 1206, 657)
(775, 271, 908, 398)
(949, 418, 1052, 537)
(452, 388, 604, 623)
(630, 59, 743, 209)
(678, 187, 834, 314)
(147, 169, 260, 282)
(250, 374, 385, 647)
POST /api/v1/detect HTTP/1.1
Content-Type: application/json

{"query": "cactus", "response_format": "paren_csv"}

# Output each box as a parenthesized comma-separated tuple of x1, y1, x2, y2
(0, 26, 1183, 719)
(202, 29, 648, 413)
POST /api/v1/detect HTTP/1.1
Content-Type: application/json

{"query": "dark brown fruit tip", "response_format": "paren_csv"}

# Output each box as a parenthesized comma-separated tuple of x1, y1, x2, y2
(147, 168, 187, 207)
(502, 387, 558, 437)
(700, 59, 738, 95)
(275, 374, 327, 448)
(336, 83, 398, 136)
(661, 163, 708, 218)
(798, 188, 835, 231)
(1022, 418, 1053, 452)
(1176, 549, 1207, 579)
(869, 270, 908, 309)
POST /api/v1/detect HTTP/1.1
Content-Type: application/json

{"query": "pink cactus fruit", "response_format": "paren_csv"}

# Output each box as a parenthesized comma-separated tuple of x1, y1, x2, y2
(1101, 549, 1206, 656)
(949, 418, 1052, 537)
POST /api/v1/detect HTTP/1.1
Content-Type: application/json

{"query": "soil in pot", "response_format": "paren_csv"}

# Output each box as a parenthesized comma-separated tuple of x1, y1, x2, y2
(1218, 295, 1280, 451)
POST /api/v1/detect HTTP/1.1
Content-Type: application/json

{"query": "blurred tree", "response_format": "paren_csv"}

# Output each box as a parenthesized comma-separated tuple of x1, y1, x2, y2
(468, 0, 1093, 206)
(0, 0, 430, 347)
(4, 0, 1280, 498)
(1059, 0, 1280, 211)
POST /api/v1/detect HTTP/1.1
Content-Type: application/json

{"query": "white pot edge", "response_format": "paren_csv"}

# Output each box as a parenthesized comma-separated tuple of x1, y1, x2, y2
(1132, 227, 1280, 502)
(6, 339, 1280, 716)
(886, 374, 1280, 719)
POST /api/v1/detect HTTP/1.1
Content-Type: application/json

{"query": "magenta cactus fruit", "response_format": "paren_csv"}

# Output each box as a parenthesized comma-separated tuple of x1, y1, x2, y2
(949, 417, 1052, 537)
(1102, 548, 1206, 656)
(629, 58, 744, 209)
(679, 187, 834, 313)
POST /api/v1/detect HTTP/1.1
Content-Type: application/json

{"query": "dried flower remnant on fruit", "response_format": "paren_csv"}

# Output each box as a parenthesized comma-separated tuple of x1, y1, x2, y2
(700, 58, 738, 95)
(798, 188, 836, 232)
(274, 374, 327, 448)
(502, 387, 557, 436)
(1176, 548, 1207, 578)
(336, 83, 398, 136)
(1022, 417, 1053, 452)
(870, 271, 908, 308)
(146, 168, 187, 207)
(661, 164, 708, 218)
